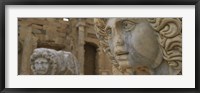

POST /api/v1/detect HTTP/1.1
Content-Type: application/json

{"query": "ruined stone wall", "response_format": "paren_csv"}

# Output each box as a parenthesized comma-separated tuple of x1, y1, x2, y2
(69, 18, 112, 75)
(18, 18, 112, 75)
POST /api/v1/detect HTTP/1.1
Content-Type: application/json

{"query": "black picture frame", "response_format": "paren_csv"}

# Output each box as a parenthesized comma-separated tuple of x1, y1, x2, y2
(0, 0, 199, 93)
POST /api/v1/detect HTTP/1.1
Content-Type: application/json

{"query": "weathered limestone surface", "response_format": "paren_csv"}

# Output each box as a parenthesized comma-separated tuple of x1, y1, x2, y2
(94, 18, 182, 75)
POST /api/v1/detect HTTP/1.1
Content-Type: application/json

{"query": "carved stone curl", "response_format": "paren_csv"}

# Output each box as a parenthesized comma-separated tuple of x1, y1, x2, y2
(94, 18, 182, 75)
(30, 48, 80, 75)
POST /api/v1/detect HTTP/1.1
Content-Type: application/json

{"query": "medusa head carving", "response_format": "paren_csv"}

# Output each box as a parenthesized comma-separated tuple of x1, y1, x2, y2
(94, 18, 182, 75)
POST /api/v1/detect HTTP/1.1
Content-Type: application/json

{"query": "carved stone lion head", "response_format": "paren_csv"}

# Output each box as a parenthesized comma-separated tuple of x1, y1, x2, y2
(30, 48, 58, 75)
(30, 48, 80, 75)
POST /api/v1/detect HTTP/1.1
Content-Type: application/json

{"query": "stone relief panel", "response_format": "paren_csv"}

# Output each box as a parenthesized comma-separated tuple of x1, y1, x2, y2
(94, 18, 182, 75)
(30, 48, 80, 75)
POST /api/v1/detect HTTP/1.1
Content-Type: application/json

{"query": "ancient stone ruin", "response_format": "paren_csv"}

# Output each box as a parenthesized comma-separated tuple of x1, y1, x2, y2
(18, 18, 112, 75)
(18, 18, 182, 75)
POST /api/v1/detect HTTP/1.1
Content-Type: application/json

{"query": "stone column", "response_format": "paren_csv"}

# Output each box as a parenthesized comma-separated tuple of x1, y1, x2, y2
(76, 19, 85, 75)
(95, 48, 101, 74)
(20, 26, 38, 75)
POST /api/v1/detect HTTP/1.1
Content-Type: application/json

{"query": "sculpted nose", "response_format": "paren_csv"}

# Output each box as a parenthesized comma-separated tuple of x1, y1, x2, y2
(38, 64, 42, 68)
(112, 24, 124, 46)
(37, 63, 43, 69)
(116, 38, 124, 46)
(115, 38, 129, 55)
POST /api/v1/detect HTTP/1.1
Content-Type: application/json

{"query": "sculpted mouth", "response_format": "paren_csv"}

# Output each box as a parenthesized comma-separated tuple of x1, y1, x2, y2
(115, 49, 129, 55)
(115, 51, 129, 61)
(38, 70, 45, 72)
(37, 69, 46, 72)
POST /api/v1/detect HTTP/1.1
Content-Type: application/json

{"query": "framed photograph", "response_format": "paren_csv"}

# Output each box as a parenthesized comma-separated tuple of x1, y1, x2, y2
(0, 0, 199, 93)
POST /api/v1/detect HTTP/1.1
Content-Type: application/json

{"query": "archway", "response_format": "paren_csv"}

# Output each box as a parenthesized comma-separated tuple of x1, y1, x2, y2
(84, 42, 97, 75)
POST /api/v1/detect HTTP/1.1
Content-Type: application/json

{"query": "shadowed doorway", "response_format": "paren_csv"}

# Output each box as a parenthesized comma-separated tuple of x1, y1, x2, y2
(84, 42, 97, 75)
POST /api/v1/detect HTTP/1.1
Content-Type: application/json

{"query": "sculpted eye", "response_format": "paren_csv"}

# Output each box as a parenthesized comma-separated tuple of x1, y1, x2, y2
(122, 20, 136, 31)
(35, 61, 39, 64)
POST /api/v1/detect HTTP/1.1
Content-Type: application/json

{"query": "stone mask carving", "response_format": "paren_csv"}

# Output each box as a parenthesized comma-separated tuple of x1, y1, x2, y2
(94, 18, 182, 75)
(30, 48, 80, 75)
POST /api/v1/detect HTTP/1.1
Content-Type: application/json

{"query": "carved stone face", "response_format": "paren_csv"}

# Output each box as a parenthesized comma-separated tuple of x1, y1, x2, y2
(33, 57, 50, 75)
(105, 18, 162, 74)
